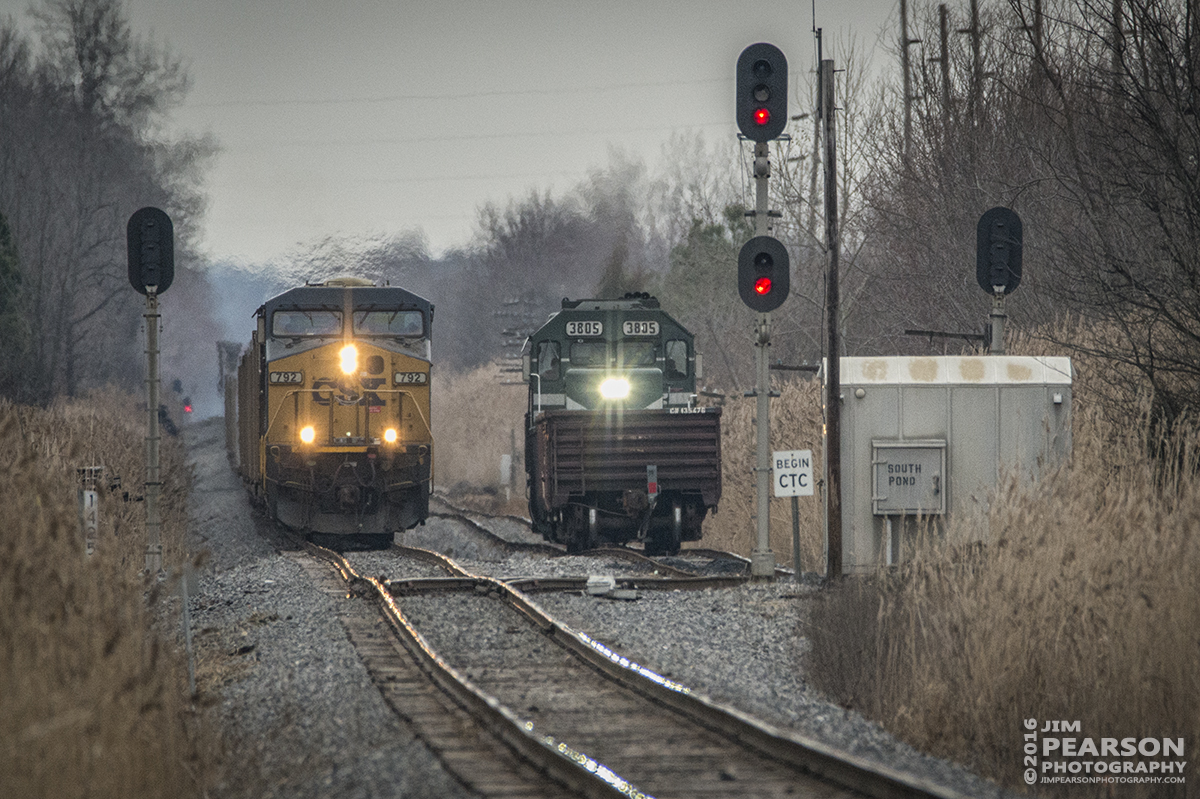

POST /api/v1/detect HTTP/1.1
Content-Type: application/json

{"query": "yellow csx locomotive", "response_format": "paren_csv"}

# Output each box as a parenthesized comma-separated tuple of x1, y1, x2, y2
(231, 277, 433, 543)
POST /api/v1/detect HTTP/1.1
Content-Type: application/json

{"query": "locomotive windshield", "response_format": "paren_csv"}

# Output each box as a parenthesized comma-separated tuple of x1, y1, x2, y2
(272, 310, 342, 337)
(617, 342, 656, 367)
(354, 310, 424, 337)
(565, 341, 658, 369)
(536, 342, 560, 379)
(570, 342, 606, 366)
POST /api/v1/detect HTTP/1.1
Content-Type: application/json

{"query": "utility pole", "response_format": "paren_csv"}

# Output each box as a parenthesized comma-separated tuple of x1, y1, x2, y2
(821, 59, 842, 580)
(900, 0, 921, 160)
(1111, 0, 1125, 94)
(959, 0, 983, 129)
(931, 5, 952, 129)
(807, 29, 823, 248)
(1029, 0, 1045, 91)
(1192, 0, 1200, 122)
(144, 287, 163, 574)
(751, 141, 774, 579)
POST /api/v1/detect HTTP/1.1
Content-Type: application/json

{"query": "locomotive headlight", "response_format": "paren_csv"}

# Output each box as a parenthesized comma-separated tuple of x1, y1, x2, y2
(383, 428, 398, 444)
(339, 344, 358, 375)
(599, 376, 631, 400)
(299, 425, 316, 444)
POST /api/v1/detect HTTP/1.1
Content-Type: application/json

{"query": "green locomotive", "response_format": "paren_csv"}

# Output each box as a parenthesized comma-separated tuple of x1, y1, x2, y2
(523, 294, 722, 554)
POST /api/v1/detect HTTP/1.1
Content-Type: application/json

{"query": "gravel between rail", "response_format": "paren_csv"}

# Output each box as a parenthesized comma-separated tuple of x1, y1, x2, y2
(185, 418, 473, 799)
(184, 417, 1017, 798)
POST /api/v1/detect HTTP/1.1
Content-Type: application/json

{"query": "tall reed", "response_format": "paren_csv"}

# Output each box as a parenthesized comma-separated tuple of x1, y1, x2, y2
(431, 363, 529, 513)
(0, 391, 211, 798)
(701, 377, 826, 569)
(808, 404, 1199, 796)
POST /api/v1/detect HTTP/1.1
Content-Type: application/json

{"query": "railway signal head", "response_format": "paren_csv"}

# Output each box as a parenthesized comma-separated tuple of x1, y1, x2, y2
(737, 43, 787, 142)
(126, 206, 174, 295)
(976, 206, 1023, 296)
(738, 235, 790, 312)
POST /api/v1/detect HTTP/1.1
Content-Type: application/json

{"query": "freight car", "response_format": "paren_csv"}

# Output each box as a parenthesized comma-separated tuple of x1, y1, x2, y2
(523, 294, 721, 555)
(229, 277, 433, 543)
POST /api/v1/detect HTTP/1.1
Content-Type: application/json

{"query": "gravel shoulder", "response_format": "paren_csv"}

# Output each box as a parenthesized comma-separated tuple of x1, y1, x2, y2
(184, 417, 473, 799)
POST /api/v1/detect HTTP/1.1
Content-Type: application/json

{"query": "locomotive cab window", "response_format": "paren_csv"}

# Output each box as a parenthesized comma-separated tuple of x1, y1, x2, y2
(665, 339, 688, 379)
(354, 310, 424, 337)
(272, 310, 342, 337)
(536, 341, 561, 380)
(570, 341, 606, 367)
(617, 341, 657, 368)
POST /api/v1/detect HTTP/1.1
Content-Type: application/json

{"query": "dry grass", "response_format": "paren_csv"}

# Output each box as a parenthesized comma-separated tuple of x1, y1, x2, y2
(701, 377, 826, 568)
(0, 390, 212, 798)
(432, 362, 529, 514)
(807, 335, 1199, 796)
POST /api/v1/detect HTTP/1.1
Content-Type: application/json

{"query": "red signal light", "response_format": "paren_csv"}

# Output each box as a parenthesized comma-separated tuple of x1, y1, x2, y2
(754, 107, 770, 126)
(184, 404, 193, 413)
(754, 277, 772, 294)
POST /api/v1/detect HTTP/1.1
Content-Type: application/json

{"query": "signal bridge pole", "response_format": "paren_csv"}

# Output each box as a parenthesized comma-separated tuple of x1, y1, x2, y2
(145, 286, 163, 575)
(736, 43, 789, 579)
(990, 289, 1007, 355)
(127, 206, 174, 578)
(750, 140, 776, 579)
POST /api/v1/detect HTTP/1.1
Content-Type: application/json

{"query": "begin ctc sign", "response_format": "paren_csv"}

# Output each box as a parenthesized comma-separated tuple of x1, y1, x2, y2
(773, 449, 814, 497)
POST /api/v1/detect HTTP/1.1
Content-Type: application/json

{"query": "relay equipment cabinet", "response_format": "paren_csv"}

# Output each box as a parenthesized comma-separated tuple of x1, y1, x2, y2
(831, 355, 1072, 572)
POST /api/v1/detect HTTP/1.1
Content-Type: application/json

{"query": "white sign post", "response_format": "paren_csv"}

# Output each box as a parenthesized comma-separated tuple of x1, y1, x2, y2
(774, 449, 813, 581)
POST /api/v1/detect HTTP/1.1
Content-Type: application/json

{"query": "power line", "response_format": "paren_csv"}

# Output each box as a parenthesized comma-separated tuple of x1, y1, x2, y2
(189, 76, 735, 109)
(232, 120, 733, 150)
(357, 170, 586, 186)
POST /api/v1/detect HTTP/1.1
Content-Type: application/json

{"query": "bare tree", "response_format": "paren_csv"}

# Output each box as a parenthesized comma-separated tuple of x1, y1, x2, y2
(1009, 0, 1200, 426)
(0, 2, 212, 402)
(851, 0, 1200, 430)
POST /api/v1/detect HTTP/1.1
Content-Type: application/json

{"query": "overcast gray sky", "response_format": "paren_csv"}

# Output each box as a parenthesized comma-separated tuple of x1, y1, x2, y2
(6, 0, 900, 263)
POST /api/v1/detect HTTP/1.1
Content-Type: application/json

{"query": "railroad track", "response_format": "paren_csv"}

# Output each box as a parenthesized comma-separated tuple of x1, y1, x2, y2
(309, 537, 968, 799)
(430, 492, 795, 581)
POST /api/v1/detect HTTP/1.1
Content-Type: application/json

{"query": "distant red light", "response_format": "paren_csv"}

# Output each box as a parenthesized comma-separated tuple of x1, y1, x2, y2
(754, 107, 770, 126)
(184, 405, 193, 413)
(754, 277, 772, 294)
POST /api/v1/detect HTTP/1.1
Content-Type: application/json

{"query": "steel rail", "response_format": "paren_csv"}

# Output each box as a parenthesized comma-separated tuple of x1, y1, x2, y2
(304, 539, 640, 798)
(497, 574, 967, 799)
(431, 498, 738, 580)
(675, 544, 795, 579)
(310, 538, 971, 799)
(426, 511, 563, 556)
(381, 544, 748, 593)
(434, 492, 796, 580)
